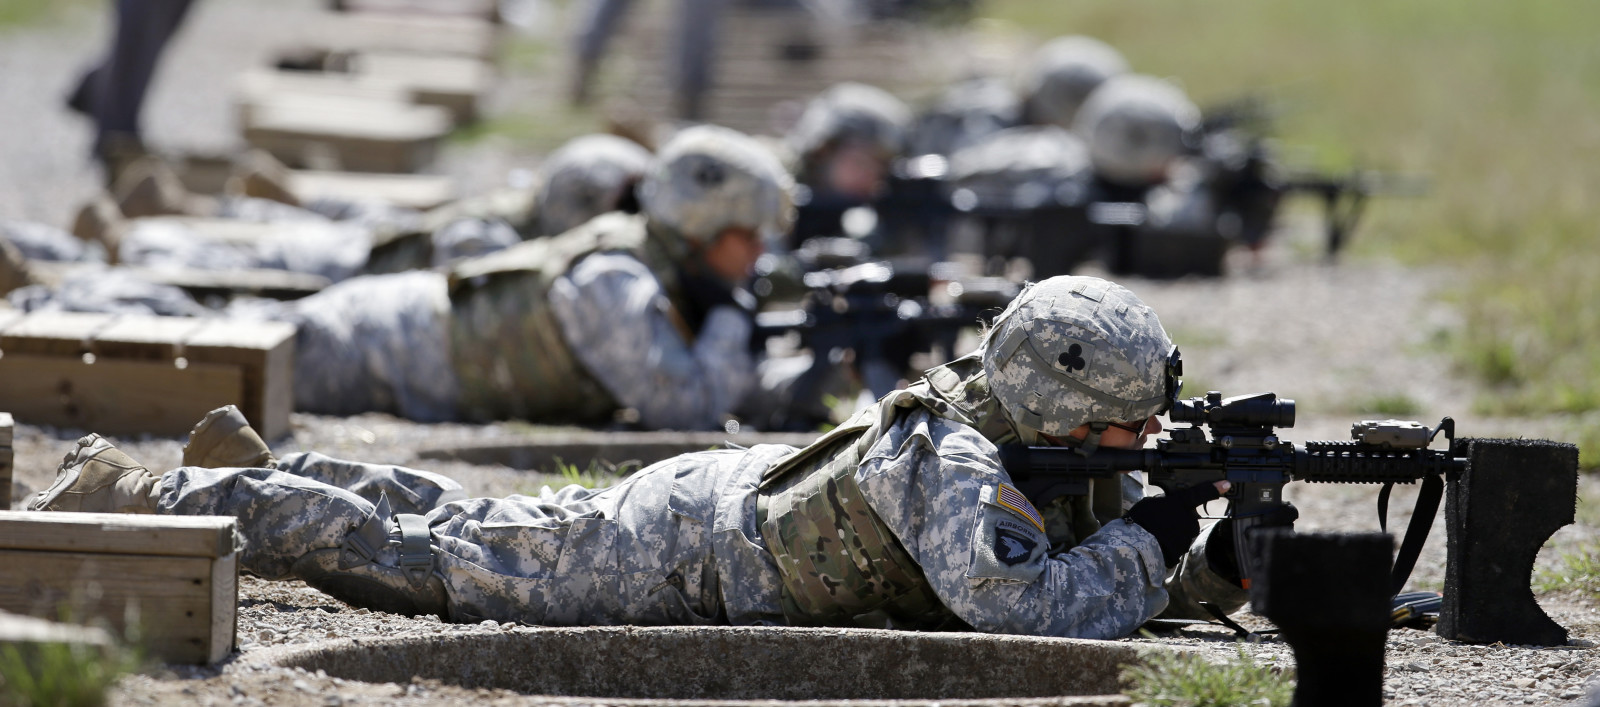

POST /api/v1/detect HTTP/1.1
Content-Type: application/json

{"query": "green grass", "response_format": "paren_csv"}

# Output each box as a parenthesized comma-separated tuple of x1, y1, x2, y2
(0, 0, 92, 30)
(982, 1, 1600, 424)
(448, 32, 625, 153)
(551, 457, 636, 489)
(0, 640, 139, 707)
(1121, 646, 1294, 707)
(1534, 546, 1600, 598)
(1578, 423, 1600, 472)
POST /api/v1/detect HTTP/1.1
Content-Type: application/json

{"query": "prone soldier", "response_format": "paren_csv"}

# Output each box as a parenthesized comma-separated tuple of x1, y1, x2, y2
(288, 124, 789, 427)
(13, 126, 790, 430)
(28, 274, 1251, 638)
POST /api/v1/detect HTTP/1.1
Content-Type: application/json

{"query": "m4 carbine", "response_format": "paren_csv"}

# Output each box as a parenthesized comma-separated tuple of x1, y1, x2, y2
(751, 262, 1014, 431)
(999, 391, 1466, 592)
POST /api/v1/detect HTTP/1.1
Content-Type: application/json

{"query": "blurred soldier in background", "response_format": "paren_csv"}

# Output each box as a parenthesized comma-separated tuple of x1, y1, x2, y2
(904, 35, 1128, 159)
(3, 133, 657, 297)
(784, 82, 915, 253)
(10, 126, 793, 430)
(941, 124, 1096, 276)
(903, 76, 1019, 159)
(28, 274, 1250, 636)
(1019, 35, 1129, 133)
(364, 133, 654, 273)
(67, 0, 197, 183)
(289, 124, 791, 428)
(1072, 73, 1201, 193)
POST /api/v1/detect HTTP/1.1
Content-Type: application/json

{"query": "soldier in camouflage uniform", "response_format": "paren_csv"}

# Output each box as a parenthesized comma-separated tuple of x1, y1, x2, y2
(360, 133, 654, 275)
(287, 124, 788, 427)
(1020, 36, 1130, 133)
(30, 274, 1250, 638)
(785, 83, 912, 250)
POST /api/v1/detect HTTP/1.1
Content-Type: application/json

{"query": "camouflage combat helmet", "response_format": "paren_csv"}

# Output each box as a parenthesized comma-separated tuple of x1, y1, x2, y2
(638, 125, 796, 245)
(786, 82, 912, 163)
(982, 275, 1177, 447)
(1072, 74, 1200, 187)
(1020, 36, 1130, 131)
(535, 134, 653, 237)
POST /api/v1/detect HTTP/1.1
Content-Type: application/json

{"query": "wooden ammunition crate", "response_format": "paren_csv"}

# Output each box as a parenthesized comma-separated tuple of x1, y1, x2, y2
(0, 511, 239, 664)
(0, 414, 12, 510)
(288, 169, 456, 211)
(243, 93, 451, 173)
(0, 311, 295, 440)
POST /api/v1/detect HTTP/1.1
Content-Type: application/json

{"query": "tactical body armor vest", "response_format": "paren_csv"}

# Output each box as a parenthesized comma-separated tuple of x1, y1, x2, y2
(446, 212, 688, 423)
(757, 354, 1126, 628)
(757, 356, 1008, 629)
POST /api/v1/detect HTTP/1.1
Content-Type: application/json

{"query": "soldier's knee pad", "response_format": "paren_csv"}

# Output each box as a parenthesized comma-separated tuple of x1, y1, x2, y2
(291, 494, 450, 619)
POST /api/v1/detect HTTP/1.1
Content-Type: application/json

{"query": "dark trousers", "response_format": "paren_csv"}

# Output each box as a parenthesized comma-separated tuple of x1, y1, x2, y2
(71, 0, 196, 155)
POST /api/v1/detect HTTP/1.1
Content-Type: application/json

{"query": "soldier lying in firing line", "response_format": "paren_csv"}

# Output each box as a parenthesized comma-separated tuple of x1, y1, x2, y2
(280, 124, 790, 429)
(8, 126, 789, 430)
(28, 274, 1249, 639)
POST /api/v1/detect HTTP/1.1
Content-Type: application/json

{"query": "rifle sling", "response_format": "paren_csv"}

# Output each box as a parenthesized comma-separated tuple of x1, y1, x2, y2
(1377, 482, 1394, 533)
(1389, 473, 1444, 596)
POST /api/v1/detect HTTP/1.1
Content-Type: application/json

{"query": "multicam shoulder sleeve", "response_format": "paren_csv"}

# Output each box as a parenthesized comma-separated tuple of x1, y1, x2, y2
(855, 410, 1171, 639)
(1159, 520, 1251, 620)
(549, 252, 754, 431)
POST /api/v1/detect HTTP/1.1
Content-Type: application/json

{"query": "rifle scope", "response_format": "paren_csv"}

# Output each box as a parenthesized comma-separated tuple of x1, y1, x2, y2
(1170, 391, 1295, 429)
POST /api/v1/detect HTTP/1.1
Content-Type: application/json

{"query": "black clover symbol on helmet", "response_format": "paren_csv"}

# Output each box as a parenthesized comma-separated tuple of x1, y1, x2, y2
(1057, 344, 1087, 372)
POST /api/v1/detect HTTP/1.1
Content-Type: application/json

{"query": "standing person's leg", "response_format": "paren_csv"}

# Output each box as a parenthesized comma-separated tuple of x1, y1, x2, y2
(570, 0, 637, 104)
(673, 0, 726, 120)
(91, 0, 197, 166)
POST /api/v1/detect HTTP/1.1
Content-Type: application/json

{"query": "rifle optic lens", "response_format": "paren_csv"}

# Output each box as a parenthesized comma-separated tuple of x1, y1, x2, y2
(1170, 393, 1295, 428)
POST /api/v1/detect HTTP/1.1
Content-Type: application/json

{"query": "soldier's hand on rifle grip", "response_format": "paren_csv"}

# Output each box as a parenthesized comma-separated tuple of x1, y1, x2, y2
(1124, 482, 1228, 568)
(1206, 502, 1300, 587)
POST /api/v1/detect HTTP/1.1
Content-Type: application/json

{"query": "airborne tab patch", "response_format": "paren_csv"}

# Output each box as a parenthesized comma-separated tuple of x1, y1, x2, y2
(996, 483, 1046, 534)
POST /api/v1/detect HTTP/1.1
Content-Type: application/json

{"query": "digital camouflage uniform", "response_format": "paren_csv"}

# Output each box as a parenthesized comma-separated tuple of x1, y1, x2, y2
(364, 133, 651, 274)
(289, 211, 753, 431)
(153, 351, 1240, 636)
(153, 273, 1245, 638)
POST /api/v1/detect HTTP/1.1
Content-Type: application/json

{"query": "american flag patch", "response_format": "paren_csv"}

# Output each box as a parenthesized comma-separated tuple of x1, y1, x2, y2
(996, 483, 1045, 534)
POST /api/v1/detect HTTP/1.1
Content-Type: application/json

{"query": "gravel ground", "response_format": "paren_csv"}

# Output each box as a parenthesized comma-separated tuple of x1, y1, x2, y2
(2, 1, 1597, 705)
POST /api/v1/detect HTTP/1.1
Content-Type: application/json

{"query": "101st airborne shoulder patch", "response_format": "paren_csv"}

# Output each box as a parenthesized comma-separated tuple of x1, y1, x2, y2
(969, 483, 1050, 580)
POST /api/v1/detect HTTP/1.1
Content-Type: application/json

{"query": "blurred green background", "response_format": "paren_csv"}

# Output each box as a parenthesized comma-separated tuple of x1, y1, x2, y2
(982, 0, 1600, 464)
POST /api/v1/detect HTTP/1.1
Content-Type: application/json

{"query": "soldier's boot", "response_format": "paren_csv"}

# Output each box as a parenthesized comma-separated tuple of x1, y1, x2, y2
(71, 193, 129, 262)
(289, 493, 450, 619)
(227, 149, 300, 207)
(183, 405, 275, 469)
(27, 434, 162, 514)
(0, 238, 35, 297)
(112, 155, 191, 218)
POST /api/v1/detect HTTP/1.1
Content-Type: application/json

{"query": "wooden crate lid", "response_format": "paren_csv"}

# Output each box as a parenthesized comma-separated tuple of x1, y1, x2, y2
(0, 511, 237, 558)
(0, 312, 296, 361)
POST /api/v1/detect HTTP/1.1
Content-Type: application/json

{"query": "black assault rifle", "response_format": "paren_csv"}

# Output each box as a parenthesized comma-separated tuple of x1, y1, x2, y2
(998, 391, 1466, 593)
(751, 261, 1014, 431)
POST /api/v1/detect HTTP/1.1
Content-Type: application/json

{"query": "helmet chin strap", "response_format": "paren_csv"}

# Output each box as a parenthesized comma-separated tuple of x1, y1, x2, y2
(1076, 422, 1109, 457)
